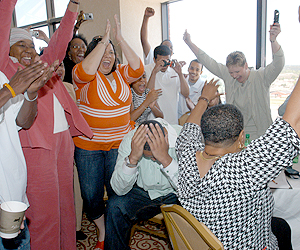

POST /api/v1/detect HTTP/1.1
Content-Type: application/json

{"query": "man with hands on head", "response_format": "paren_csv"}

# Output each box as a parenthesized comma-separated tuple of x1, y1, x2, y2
(183, 22, 284, 140)
(0, 61, 54, 250)
(145, 45, 189, 124)
(105, 118, 181, 250)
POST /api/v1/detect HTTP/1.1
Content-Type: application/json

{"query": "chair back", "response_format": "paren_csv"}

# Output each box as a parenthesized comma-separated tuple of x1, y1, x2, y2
(160, 204, 224, 250)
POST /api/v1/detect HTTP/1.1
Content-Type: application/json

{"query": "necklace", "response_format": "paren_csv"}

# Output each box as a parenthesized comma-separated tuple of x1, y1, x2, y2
(199, 151, 222, 161)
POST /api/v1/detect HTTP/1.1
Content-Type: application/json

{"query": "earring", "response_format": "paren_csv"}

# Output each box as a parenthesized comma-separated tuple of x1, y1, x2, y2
(238, 142, 245, 150)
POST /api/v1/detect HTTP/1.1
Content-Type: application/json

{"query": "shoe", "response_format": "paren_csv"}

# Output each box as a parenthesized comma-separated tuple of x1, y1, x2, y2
(94, 240, 104, 250)
(76, 230, 87, 241)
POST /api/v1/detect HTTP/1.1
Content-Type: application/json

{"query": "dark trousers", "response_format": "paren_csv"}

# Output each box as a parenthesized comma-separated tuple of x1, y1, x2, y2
(104, 185, 178, 250)
(271, 217, 293, 250)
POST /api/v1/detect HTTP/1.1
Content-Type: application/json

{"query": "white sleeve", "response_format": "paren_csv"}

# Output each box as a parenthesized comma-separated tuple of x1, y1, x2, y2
(144, 47, 154, 65)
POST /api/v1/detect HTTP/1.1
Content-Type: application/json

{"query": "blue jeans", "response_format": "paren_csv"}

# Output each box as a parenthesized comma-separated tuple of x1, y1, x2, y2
(0, 220, 30, 250)
(104, 185, 179, 250)
(74, 147, 118, 220)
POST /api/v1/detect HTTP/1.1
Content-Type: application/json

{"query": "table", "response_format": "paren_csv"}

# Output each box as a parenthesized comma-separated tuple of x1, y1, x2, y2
(271, 163, 300, 250)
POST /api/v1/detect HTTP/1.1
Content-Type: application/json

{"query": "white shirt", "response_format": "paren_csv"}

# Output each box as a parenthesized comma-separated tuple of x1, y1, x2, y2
(145, 63, 180, 125)
(0, 72, 28, 206)
(178, 76, 205, 118)
(144, 47, 154, 65)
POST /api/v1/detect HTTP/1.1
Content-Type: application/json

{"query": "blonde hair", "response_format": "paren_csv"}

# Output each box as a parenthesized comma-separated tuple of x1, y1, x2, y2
(226, 51, 247, 67)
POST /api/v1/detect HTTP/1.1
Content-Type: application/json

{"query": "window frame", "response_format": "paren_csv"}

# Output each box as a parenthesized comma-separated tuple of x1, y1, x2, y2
(162, 0, 268, 70)
(12, 0, 62, 37)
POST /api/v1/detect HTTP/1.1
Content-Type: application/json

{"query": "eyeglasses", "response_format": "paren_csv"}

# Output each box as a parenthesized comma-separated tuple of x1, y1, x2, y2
(71, 45, 87, 50)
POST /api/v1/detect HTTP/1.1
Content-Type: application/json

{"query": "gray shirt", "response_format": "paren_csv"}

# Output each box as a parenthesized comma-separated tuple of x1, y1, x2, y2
(196, 47, 285, 139)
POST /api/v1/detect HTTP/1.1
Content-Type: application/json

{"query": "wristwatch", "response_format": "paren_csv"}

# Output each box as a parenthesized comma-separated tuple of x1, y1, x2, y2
(125, 156, 137, 168)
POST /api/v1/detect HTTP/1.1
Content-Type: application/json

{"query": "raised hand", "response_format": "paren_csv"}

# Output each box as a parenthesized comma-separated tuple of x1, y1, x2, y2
(113, 14, 123, 44)
(102, 19, 111, 45)
(269, 23, 281, 42)
(183, 29, 192, 45)
(33, 29, 50, 44)
(201, 78, 220, 102)
(144, 7, 155, 18)
(171, 59, 182, 75)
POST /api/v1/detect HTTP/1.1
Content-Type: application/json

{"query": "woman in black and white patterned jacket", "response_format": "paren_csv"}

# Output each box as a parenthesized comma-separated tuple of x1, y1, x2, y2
(176, 78, 297, 249)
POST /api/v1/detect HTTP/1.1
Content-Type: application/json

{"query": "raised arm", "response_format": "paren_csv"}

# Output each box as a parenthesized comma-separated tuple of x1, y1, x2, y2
(114, 15, 141, 70)
(0, 0, 17, 71)
(81, 19, 111, 75)
(140, 7, 155, 58)
(183, 30, 228, 80)
(269, 23, 281, 54)
(40, 0, 79, 65)
(183, 29, 200, 56)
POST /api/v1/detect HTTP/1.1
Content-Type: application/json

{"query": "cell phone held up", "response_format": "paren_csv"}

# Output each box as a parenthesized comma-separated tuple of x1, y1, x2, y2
(30, 30, 39, 38)
(83, 13, 93, 20)
(274, 10, 279, 24)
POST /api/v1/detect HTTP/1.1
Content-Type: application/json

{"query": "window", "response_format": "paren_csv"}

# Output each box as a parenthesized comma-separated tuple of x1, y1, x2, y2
(167, 0, 300, 120)
(13, 0, 69, 52)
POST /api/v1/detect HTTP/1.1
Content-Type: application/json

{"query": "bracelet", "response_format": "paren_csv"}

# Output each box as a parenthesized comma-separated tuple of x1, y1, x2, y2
(4, 83, 16, 98)
(24, 91, 38, 102)
(70, 0, 79, 4)
(117, 39, 124, 46)
(198, 96, 210, 105)
(99, 41, 108, 46)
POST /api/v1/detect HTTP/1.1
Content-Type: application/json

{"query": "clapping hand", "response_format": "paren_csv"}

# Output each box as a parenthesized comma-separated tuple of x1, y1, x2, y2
(113, 14, 123, 45)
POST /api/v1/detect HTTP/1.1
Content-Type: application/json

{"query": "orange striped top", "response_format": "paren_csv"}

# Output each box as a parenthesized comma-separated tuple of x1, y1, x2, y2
(73, 60, 144, 151)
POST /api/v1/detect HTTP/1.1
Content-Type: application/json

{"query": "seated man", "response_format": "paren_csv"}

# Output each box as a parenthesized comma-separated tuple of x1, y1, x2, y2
(178, 59, 205, 118)
(145, 45, 189, 124)
(105, 119, 181, 250)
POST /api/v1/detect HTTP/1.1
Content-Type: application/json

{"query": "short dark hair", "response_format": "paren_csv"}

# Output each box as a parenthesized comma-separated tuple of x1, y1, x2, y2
(160, 39, 172, 46)
(189, 59, 203, 71)
(201, 104, 244, 147)
(139, 120, 165, 151)
(66, 34, 88, 55)
(85, 36, 117, 74)
(154, 45, 171, 59)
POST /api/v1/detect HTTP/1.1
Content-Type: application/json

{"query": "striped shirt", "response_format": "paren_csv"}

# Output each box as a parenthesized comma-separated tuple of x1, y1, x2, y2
(73, 60, 144, 151)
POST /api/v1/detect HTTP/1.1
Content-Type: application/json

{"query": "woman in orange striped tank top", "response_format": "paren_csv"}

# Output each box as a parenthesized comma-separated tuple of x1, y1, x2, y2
(72, 15, 144, 249)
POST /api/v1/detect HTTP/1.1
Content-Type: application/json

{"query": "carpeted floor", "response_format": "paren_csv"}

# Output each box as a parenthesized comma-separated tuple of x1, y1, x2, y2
(76, 213, 172, 250)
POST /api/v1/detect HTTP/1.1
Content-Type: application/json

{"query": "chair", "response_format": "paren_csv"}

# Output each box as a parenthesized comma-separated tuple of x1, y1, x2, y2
(130, 213, 168, 240)
(160, 204, 224, 250)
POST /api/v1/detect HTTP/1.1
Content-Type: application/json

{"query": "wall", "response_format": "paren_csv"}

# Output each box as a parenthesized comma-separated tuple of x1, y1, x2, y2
(77, 0, 166, 63)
